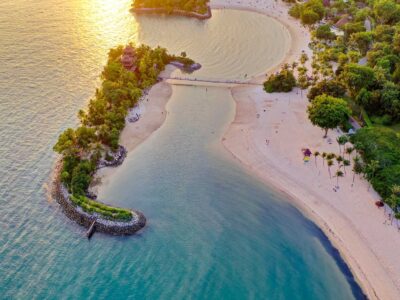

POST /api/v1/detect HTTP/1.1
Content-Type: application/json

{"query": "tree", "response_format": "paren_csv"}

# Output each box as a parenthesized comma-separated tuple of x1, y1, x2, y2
(352, 155, 363, 185)
(314, 151, 320, 167)
(343, 159, 351, 174)
(336, 155, 344, 167)
(373, 0, 400, 24)
(327, 159, 334, 178)
(335, 170, 344, 187)
(300, 53, 309, 65)
(387, 185, 400, 213)
(346, 146, 354, 160)
(321, 152, 327, 166)
(315, 25, 336, 40)
(349, 32, 373, 55)
(381, 82, 400, 120)
(307, 95, 351, 137)
(75, 126, 96, 151)
(340, 64, 377, 97)
(307, 80, 346, 101)
(364, 160, 380, 190)
(264, 68, 296, 93)
(289, 0, 325, 24)
(336, 135, 348, 155)
(53, 128, 78, 156)
(297, 66, 310, 94)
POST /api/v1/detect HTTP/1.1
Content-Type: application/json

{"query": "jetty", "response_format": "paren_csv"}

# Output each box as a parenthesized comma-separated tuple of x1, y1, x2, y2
(87, 220, 96, 239)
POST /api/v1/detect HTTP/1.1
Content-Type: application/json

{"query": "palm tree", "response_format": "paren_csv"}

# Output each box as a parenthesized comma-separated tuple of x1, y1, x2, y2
(364, 160, 380, 190)
(352, 155, 363, 185)
(313, 151, 320, 167)
(345, 146, 354, 160)
(387, 185, 400, 215)
(343, 159, 350, 175)
(327, 159, 334, 179)
(336, 155, 344, 168)
(321, 152, 327, 166)
(335, 170, 344, 187)
(291, 61, 298, 71)
(336, 135, 348, 155)
(327, 153, 336, 161)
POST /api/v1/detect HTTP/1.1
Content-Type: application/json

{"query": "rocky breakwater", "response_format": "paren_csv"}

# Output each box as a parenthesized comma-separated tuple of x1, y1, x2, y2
(51, 160, 146, 236)
(170, 61, 202, 73)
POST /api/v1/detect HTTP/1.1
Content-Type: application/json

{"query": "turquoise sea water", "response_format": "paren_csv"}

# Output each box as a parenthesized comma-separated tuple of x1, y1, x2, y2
(0, 0, 364, 299)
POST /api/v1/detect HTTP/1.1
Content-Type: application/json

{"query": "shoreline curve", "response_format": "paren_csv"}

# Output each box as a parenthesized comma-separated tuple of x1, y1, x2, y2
(217, 2, 400, 299)
(90, 3, 400, 298)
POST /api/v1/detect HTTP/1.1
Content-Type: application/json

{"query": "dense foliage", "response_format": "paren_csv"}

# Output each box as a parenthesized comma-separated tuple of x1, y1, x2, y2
(133, 0, 209, 14)
(54, 44, 191, 220)
(351, 127, 400, 214)
(289, 0, 325, 25)
(263, 67, 296, 93)
(71, 195, 132, 221)
(287, 0, 400, 211)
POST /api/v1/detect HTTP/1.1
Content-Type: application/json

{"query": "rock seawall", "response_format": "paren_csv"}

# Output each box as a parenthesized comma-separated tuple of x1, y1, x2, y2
(131, 6, 212, 20)
(51, 160, 146, 235)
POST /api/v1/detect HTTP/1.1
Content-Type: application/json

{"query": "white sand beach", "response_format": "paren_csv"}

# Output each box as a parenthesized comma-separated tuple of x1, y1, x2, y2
(214, 1, 400, 299)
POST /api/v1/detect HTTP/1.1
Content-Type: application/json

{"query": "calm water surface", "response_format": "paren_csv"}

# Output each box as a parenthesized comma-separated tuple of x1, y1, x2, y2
(0, 0, 364, 299)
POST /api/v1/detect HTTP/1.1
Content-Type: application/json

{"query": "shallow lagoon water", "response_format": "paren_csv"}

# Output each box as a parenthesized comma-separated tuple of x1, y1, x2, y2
(0, 0, 364, 298)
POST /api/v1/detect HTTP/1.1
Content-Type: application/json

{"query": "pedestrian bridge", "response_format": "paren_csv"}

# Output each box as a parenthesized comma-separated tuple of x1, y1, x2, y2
(160, 76, 263, 87)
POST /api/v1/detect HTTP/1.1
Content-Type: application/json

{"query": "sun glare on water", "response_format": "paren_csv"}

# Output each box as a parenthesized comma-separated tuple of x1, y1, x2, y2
(73, 0, 139, 48)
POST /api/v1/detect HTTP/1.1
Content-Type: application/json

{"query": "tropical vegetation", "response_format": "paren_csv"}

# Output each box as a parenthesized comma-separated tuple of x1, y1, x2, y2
(286, 0, 400, 216)
(132, 0, 210, 15)
(307, 94, 351, 137)
(54, 44, 192, 221)
(263, 64, 297, 93)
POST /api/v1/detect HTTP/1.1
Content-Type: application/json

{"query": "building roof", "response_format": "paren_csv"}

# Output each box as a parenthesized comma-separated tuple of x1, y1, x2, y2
(335, 15, 351, 28)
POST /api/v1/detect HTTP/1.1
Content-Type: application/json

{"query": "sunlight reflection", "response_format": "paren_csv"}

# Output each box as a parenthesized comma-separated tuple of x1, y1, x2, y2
(73, 0, 139, 51)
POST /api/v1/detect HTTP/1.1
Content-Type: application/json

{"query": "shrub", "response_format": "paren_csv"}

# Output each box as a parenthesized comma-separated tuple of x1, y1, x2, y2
(264, 68, 296, 93)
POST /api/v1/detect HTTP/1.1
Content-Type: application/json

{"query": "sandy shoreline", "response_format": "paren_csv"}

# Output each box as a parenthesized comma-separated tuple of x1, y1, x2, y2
(90, 66, 174, 195)
(216, 1, 400, 299)
(93, 1, 400, 298)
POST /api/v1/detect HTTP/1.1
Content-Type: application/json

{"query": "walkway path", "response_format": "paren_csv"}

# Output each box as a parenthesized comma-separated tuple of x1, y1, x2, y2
(160, 76, 263, 87)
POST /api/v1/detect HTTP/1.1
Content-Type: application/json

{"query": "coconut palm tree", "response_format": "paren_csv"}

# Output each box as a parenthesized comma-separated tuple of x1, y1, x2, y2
(343, 159, 350, 175)
(345, 146, 354, 160)
(352, 155, 363, 185)
(321, 152, 327, 166)
(327, 153, 336, 161)
(327, 159, 334, 179)
(336, 155, 344, 168)
(336, 135, 348, 155)
(291, 61, 298, 71)
(313, 151, 320, 167)
(364, 160, 380, 191)
(387, 185, 400, 215)
(335, 170, 344, 187)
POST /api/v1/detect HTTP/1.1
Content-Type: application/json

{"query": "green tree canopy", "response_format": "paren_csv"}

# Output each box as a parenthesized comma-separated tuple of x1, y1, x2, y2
(307, 94, 351, 137)
(373, 0, 400, 24)
(307, 79, 346, 101)
(340, 64, 378, 97)
(263, 68, 296, 93)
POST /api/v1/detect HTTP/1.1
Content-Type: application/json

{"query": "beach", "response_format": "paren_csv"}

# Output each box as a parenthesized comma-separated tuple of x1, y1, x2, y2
(214, 1, 400, 299)
(93, 1, 400, 298)
(90, 66, 174, 195)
